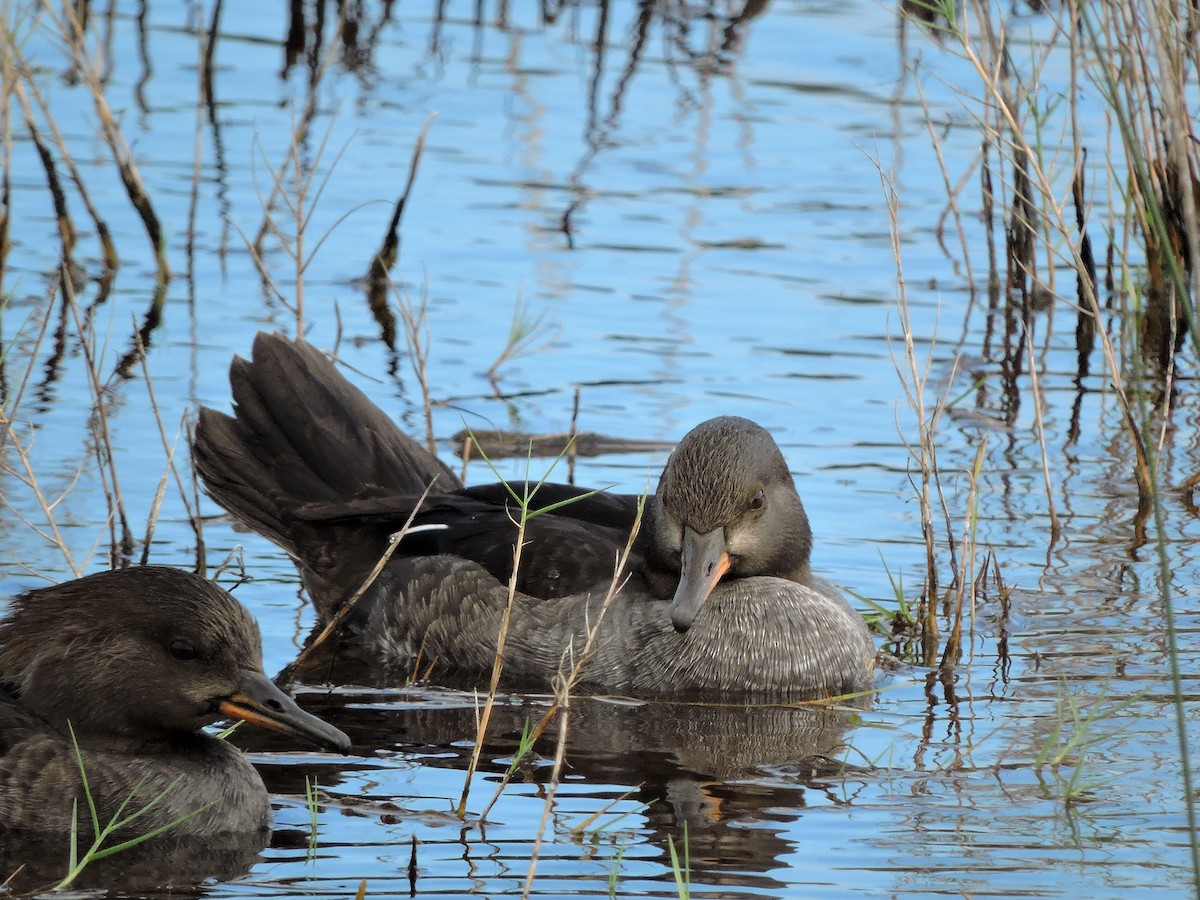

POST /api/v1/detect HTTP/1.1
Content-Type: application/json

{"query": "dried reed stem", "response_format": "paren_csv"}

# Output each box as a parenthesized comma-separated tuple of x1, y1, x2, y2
(55, 0, 169, 280)
(952, 2, 1153, 505)
(478, 498, 644, 825)
(517, 503, 644, 888)
(64, 279, 133, 565)
(913, 70, 977, 299)
(875, 153, 945, 665)
(395, 282, 436, 454)
(456, 509, 528, 818)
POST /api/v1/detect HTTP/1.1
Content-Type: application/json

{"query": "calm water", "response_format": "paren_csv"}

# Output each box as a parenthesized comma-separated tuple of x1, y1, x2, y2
(2, 1, 1199, 897)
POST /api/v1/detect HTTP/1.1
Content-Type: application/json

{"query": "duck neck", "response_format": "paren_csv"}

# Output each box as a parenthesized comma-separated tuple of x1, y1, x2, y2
(633, 499, 680, 600)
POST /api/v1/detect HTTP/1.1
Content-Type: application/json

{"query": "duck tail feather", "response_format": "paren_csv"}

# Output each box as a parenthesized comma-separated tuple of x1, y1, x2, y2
(193, 405, 305, 556)
(193, 332, 463, 556)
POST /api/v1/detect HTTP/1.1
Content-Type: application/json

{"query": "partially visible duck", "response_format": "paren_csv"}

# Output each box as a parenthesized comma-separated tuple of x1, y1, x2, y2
(193, 332, 875, 698)
(0, 566, 351, 837)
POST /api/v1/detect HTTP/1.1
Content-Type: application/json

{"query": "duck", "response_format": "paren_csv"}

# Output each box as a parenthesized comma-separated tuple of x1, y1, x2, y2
(0, 565, 351, 838)
(193, 332, 875, 699)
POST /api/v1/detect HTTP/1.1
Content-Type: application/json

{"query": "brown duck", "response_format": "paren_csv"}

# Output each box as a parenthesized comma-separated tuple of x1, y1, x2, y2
(0, 566, 351, 837)
(193, 333, 875, 699)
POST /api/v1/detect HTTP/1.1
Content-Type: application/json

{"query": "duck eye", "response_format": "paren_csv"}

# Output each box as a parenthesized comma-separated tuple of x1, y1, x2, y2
(168, 639, 198, 661)
(748, 488, 766, 512)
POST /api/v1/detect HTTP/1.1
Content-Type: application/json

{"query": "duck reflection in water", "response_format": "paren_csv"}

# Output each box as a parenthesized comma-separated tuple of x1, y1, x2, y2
(0, 566, 351, 889)
(194, 332, 876, 698)
(293, 683, 869, 896)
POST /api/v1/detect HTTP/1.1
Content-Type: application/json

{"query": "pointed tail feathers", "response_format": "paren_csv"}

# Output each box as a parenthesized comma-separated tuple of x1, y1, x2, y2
(193, 332, 462, 559)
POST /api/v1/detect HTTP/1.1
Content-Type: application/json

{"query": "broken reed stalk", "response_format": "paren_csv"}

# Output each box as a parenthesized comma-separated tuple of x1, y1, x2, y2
(366, 114, 436, 348)
(56, 1, 169, 281)
(184, 416, 208, 576)
(14, 75, 118, 270)
(567, 386, 581, 485)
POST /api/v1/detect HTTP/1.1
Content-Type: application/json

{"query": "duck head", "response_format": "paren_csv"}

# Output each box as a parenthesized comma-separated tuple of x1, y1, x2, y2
(0, 566, 350, 753)
(641, 416, 814, 633)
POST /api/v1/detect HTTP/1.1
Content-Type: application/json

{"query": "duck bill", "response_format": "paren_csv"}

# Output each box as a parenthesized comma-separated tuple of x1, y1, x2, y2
(219, 669, 351, 753)
(670, 526, 731, 633)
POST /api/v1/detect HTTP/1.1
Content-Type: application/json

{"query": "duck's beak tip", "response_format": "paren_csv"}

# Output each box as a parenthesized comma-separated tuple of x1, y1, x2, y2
(220, 670, 352, 754)
(670, 609, 696, 633)
(669, 526, 731, 634)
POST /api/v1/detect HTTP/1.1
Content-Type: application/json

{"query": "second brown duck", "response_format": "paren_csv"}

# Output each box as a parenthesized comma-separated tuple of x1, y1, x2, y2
(193, 332, 875, 699)
(0, 566, 350, 839)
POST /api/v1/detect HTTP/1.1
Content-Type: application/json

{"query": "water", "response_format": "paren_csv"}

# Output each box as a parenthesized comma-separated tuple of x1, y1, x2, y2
(2, 1, 1199, 897)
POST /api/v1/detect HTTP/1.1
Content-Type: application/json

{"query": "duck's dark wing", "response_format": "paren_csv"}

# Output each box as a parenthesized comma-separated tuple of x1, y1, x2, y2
(297, 482, 645, 600)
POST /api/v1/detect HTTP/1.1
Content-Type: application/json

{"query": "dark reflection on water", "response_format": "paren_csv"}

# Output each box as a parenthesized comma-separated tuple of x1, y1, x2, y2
(0, 830, 264, 895)
(241, 684, 867, 898)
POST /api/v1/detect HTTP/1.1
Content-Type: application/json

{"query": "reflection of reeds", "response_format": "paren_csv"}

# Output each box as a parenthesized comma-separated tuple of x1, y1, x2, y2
(906, 0, 1200, 506)
(5, 15, 120, 273)
(53, 3, 169, 281)
(904, 0, 1199, 875)
(0, 276, 187, 575)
